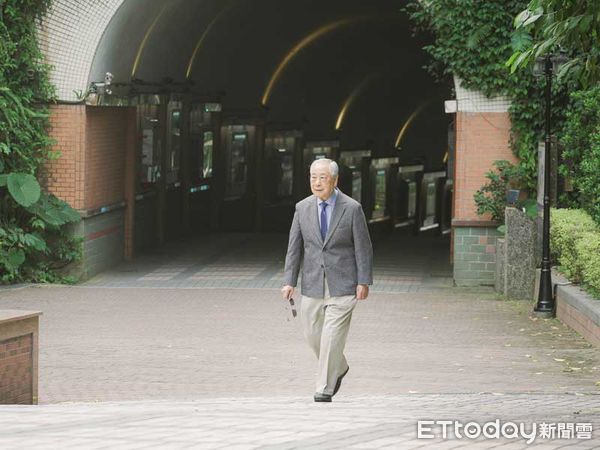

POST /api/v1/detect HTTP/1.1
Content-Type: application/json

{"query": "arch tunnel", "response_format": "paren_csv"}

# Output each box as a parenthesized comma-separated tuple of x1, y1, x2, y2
(43, 0, 457, 283)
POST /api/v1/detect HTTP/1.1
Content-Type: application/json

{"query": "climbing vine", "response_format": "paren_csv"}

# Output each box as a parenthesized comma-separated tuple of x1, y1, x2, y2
(404, 0, 571, 194)
(0, 0, 81, 283)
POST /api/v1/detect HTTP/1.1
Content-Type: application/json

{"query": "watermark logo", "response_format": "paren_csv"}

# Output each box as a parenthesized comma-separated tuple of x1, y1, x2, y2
(417, 420, 593, 444)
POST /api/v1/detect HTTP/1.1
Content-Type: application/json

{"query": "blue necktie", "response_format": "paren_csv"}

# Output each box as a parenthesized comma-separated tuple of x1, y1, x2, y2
(320, 202, 328, 241)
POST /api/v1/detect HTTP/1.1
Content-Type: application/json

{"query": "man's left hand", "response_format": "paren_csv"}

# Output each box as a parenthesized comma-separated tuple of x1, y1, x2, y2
(356, 284, 369, 300)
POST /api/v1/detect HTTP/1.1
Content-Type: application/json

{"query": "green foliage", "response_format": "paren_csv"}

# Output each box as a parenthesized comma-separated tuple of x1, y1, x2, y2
(559, 86, 600, 225)
(549, 208, 598, 284)
(550, 208, 600, 299)
(405, 0, 525, 96)
(6, 172, 41, 207)
(575, 231, 600, 297)
(0, 0, 82, 283)
(507, 1, 600, 195)
(473, 160, 526, 223)
(507, 0, 600, 88)
(404, 0, 566, 195)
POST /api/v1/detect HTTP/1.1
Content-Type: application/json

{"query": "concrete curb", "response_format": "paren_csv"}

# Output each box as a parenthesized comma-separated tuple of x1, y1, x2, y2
(536, 269, 600, 347)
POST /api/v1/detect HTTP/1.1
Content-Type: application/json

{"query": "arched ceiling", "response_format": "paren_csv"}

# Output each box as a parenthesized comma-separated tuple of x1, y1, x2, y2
(87, 0, 450, 166)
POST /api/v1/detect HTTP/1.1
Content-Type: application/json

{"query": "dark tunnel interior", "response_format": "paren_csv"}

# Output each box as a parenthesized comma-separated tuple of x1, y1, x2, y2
(87, 0, 454, 242)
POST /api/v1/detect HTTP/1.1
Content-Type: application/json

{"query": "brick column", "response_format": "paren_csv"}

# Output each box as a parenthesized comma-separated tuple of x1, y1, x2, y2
(451, 78, 517, 286)
(45, 105, 86, 209)
(46, 105, 132, 279)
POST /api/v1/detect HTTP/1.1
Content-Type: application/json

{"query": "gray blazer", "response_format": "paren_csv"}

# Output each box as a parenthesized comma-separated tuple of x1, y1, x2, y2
(283, 189, 373, 298)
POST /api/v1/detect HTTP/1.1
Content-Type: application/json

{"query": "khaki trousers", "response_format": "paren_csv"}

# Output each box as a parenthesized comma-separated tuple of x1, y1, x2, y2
(301, 277, 358, 395)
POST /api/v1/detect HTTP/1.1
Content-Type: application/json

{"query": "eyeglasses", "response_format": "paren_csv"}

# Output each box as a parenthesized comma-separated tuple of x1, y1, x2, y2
(288, 297, 297, 318)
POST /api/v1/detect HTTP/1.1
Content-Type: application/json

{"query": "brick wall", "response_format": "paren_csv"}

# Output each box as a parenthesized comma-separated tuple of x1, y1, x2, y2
(46, 105, 86, 209)
(557, 300, 600, 348)
(0, 313, 40, 405)
(454, 111, 516, 222)
(46, 105, 136, 279)
(48, 105, 130, 211)
(451, 76, 517, 285)
(85, 107, 129, 210)
(0, 334, 33, 404)
(452, 111, 514, 285)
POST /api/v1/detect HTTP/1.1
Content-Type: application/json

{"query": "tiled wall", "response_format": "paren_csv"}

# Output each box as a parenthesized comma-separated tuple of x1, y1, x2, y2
(453, 227, 500, 286)
(38, 0, 125, 101)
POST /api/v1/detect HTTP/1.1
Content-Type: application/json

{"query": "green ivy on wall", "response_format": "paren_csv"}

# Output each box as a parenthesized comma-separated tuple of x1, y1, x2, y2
(404, 0, 570, 194)
(0, 0, 82, 283)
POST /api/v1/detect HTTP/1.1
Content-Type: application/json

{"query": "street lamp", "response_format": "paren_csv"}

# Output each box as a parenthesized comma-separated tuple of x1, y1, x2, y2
(533, 53, 568, 317)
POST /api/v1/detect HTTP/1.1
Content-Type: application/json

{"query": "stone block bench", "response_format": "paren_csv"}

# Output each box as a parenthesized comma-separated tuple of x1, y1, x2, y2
(0, 310, 42, 404)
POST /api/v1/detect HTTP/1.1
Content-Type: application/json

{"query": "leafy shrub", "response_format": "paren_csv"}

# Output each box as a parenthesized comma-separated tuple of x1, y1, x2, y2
(560, 86, 600, 225)
(474, 160, 527, 223)
(575, 231, 600, 297)
(550, 209, 599, 297)
(550, 208, 597, 263)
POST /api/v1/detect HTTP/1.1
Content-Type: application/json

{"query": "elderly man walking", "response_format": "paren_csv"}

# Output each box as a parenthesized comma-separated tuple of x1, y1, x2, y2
(282, 158, 373, 402)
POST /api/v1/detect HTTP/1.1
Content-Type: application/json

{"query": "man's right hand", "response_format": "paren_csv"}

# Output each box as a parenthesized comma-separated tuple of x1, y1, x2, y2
(281, 285, 294, 300)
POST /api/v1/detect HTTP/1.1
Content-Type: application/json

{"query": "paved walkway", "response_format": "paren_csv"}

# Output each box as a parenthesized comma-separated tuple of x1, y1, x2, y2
(1, 233, 599, 448)
(84, 233, 455, 293)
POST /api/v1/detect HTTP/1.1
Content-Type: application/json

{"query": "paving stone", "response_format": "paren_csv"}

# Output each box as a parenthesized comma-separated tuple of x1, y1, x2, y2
(0, 233, 599, 448)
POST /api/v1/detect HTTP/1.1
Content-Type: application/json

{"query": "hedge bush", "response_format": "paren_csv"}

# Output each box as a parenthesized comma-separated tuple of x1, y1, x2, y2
(560, 86, 600, 225)
(550, 208, 600, 297)
(575, 232, 600, 297)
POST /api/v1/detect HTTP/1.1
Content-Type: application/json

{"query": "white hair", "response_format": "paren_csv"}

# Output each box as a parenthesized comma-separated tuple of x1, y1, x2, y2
(310, 158, 339, 178)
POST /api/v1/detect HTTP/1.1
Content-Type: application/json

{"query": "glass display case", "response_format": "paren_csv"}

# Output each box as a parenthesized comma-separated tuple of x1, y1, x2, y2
(202, 131, 213, 179)
(138, 104, 160, 190)
(352, 170, 362, 202)
(189, 103, 215, 182)
(419, 171, 446, 231)
(264, 131, 302, 202)
(373, 169, 387, 220)
(394, 164, 424, 229)
(368, 157, 399, 223)
(228, 131, 249, 197)
(166, 101, 182, 185)
(303, 140, 339, 166)
(339, 150, 371, 203)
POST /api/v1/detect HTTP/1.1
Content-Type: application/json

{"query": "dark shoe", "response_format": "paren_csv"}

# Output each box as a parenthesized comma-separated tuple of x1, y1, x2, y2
(314, 392, 332, 402)
(333, 365, 349, 396)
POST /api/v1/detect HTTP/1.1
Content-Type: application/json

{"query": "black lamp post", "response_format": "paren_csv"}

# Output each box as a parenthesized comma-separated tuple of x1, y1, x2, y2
(533, 53, 567, 317)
